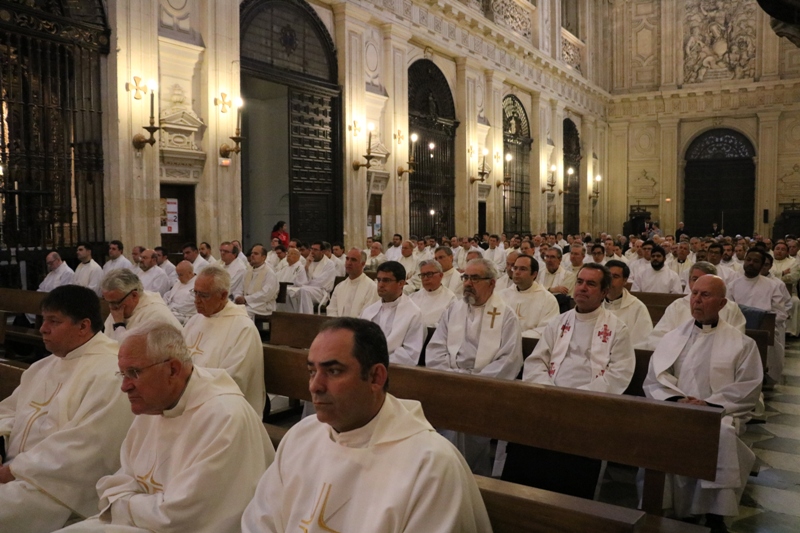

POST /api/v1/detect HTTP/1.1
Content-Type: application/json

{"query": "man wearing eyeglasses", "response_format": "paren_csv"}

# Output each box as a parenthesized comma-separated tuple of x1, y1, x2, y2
(36, 251, 75, 293)
(359, 261, 424, 366)
(56, 323, 274, 533)
(101, 269, 181, 343)
(410, 259, 456, 327)
(425, 258, 522, 475)
(0, 285, 132, 533)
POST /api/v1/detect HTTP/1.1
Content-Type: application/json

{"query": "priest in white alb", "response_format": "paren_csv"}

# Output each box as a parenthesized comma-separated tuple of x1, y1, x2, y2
(56, 323, 274, 533)
(644, 275, 762, 532)
(234, 244, 279, 319)
(410, 260, 456, 327)
(499, 254, 559, 339)
(504, 263, 635, 499)
(163, 260, 197, 325)
(0, 286, 133, 533)
(643, 262, 746, 351)
(155, 246, 177, 285)
(241, 318, 491, 533)
(770, 241, 800, 337)
(435, 246, 464, 296)
(286, 241, 337, 314)
(426, 258, 522, 475)
(219, 241, 247, 299)
(101, 241, 133, 274)
(631, 245, 683, 294)
(539, 247, 575, 296)
(183, 265, 266, 416)
(136, 249, 171, 296)
(326, 248, 378, 318)
(360, 261, 424, 366)
(37, 251, 74, 292)
(602, 260, 653, 348)
(182, 242, 209, 275)
(74, 242, 104, 296)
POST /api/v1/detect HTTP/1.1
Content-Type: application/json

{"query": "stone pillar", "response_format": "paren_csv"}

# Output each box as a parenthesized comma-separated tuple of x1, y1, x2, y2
(758, 8, 781, 82)
(757, 111, 781, 237)
(382, 24, 412, 241)
(455, 58, 479, 237)
(580, 116, 596, 234)
(594, 119, 609, 234)
(658, 118, 680, 234)
(660, 0, 679, 90)
(608, 121, 630, 235)
(333, 3, 370, 249)
(529, 91, 545, 234)
(551, 100, 565, 233)
(484, 70, 506, 235)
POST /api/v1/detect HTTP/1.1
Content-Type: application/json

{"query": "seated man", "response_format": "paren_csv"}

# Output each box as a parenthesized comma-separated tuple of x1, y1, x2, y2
(0, 286, 133, 533)
(602, 260, 653, 347)
(286, 241, 336, 314)
(538, 247, 575, 296)
(102, 240, 133, 273)
(74, 242, 104, 296)
(643, 262, 746, 351)
(36, 251, 74, 292)
(182, 242, 209, 275)
(101, 269, 182, 342)
(435, 245, 464, 296)
(137, 248, 171, 296)
(163, 260, 197, 325)
(644, 276, 762, 533)
(410, 259, 456, 327)
(234, 244, 279, 319)
(504, 264, 634, 499)
(360, 261, 424, 366)
(219, 241, 246, 298)
(631, 245, 682, 294)
(241, 318, 491, 533)
(426, 258, 522, 474)
(58, 323, 274, 533)
(276, 247, 306, 284)
(183, 265, 266, 416)
(154, 246, 177, 285)
(365, 241, 387, 272)
(327, 248, 378, 318)
(499, 254, 560, 339)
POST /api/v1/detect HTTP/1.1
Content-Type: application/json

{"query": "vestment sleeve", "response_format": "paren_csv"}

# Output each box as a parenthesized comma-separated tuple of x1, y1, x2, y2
(522, 318, 557, 385)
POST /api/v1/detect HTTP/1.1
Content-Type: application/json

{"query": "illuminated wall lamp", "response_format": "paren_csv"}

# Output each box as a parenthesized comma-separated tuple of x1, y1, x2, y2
(398, 133, 418, 177)
(219, 97, 244, 158)
(591, 175, 602, 200)
(471, 148, 490, 183)
(497, 153, 512, 188)
(353, 123, 376, 171)
(131, 78, 160, 150)
(542, 164, 557, 193)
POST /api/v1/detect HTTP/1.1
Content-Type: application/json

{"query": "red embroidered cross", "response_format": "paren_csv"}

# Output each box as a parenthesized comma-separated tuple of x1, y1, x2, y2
(560, 323, 571, 338)
(597, 325, 612, 343)
(549, 362, 556, 376)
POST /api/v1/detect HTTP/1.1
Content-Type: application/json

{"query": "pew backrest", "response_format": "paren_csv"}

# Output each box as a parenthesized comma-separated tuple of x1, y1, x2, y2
(268, 311, 334, 349)
(630, 292, 684, 325)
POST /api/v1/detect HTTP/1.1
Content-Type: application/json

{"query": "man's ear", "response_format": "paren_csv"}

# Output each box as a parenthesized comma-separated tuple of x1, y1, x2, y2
(370, 364, 388, 390)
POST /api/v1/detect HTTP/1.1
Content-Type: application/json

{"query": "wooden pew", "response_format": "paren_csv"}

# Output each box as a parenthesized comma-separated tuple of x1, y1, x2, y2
(0, 358, 28, 401)
(268, 312, 334, 349)
(630, 292, 683, 325)
(262, 345, 715, 530)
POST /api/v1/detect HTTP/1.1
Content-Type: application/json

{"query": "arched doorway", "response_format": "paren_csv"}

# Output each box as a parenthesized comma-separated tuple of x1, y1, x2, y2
(563, 119, 582, 235)
(408, 59, 458, 239)
(240, 0, 342, 246)
(684, 128, 755, 237)
(502, 96, 533, 234)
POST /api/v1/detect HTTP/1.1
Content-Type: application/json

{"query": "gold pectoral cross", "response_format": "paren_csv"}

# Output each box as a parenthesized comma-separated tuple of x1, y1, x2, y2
(487, 307, 501, 328)
(186, 332, 205, 358)
(299, 482, 341, 532)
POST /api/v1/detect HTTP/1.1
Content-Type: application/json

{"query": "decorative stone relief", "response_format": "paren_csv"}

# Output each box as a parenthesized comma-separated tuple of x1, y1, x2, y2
(630, 0, 659, 89)
(159, 0, 199, 44)
(367, 170, 390, 196)
(478, 183, 492, 202)
(629, 169, 658, 198)
(364, 32, 383, 94)
(159, 91, 206, 183)
(780, 113, 800, 155)
(490, 0, 532, 39)
(561, 37, 582, 74)
(477, 77, 488, 125)
(683, 0, 757, 84)
(630, 124, 658, 159)
(778, 164, 800, 201)
(541, 0, 551, 55)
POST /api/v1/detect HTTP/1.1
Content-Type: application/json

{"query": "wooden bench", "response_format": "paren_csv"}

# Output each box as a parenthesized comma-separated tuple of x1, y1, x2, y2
(630, 292, 684, 325)
(262, 345, 715, 530)
(0, 358, 28, 401)
(268, 312, 334, 349)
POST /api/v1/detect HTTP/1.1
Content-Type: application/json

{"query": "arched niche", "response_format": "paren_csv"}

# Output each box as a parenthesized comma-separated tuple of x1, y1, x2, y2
(502, 95, 533, 234)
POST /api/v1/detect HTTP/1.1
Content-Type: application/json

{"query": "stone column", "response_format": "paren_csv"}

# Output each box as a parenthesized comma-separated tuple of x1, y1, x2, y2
(334, 3, 370, 249)
(455, 57, 479, 237)
(658, 118, 680, 234)
(551, 100, 565, 233)
(580, 116, 596, 234)
(758, 8, 781, 82)
(484, 70, 506, 235)
(594, 119, 609, 234)
(757, 111, 781, 236)
(660, 0, 679, 90)
(529, 91, 545, 234)
(608, 121, 630, 235)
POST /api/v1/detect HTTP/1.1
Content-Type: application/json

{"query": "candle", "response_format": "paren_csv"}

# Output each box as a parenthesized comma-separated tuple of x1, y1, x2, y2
(148, 79, 157, 120)
(367, 123, 375, 155)
(234, 98, 244, 131)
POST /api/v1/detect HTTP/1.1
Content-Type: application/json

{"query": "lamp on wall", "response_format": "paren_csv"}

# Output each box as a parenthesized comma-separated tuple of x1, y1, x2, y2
(542, 164, 557, 193)
(471, 148, 491, 183)
(591, 175, 601, 200)
(131, 78, 160, 150)
(398, 132, 418, 177)
(219, 97, 244, 158)
(559, 166, 574, 195)
(497, 153, 512, 188)
(353, 122, 376, 171)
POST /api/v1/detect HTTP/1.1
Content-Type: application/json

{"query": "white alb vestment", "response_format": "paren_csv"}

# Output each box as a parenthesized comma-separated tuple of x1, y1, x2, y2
(163, 276, 197, 325)
(137, 265, 170, 296)
(238, 262, 279, 318)
(365, 253, 386, 272)
(37, 261, 75, 292)
(523, 307, 635, 394)
(276, 261, 307, 284)
(191, 255, 209, 274)
(631, 265, 683, 294)
(384, 244, 402, 262)
(74, 259, 103, 296)
(771, 256, 800, 336)
(60, 367, 275, 533)
(241, 394, 491, 533)
(330, 254, 346, 277)
(603, 289, 654, 348)
(485, 247, 506, 269)
(499, 282, 560, 339)
(411, 284, 456, 327)
(266, 250, 280, 269)
(159, 260, 177, 285)
(495, 273, 513, 292)
(326, 273, 378, 318)
(286, 256, 337, 314)
(441, 267, 464, 296)
(399, 255, 421, 294)
(539, 266, 575, 293)
(102, 291, 182, 343)
(643, 320, 762, 517)
(223, 259, 247, 299)
(414, 248, 432, 263)
(456, 247, 471, 270)
(669, 259, 694, 290)
(0, 333, 132, 533)
(360, 295, 425, 366)
(102, 256, 133, 274)
(642, 294, 746, 351)
(712, 263, 738, 286)
(183, 300, 266, 415)
(728, 274, 791, 381)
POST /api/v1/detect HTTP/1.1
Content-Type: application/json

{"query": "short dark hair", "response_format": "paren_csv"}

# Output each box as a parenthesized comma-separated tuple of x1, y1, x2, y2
(489, 234, 500, 240)
(109, 240, 124, 251)
(200, 241, 211, 249)
(515, 254, 538, 273)
(606, 259, 630, 279)
(377, 260, 406, 282)
(578, 263, 612, 291)
(41, 285, 103, 333)
(651, 245, 666, 257)
(591, 244, 605, 253)
(393, 234, 402, 240)
(275, 245, 287, 253)
(182, 242, 198, 251)
(76, 241, 91, 251)
(318, 318, 390, 391)
(746, 248, 768, 265)
(707, 243, 723, 254)
(154, 246, 168, 256)
(332, 242, 344, 249)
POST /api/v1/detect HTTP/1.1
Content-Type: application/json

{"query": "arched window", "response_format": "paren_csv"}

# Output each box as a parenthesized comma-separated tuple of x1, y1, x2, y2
(502, 95, 532, 234)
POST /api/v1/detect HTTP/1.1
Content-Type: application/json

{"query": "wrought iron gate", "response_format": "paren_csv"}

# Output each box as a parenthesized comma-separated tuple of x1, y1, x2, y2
(563, 118, 581, 236)
(502, 95, 532, 235)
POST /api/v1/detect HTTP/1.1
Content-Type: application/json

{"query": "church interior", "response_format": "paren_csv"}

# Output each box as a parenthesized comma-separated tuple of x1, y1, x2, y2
(4, 0, 800, 532)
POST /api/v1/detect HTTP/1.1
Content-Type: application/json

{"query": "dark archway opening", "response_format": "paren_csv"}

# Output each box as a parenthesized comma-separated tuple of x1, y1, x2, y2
(502, 95, 532, 235)
(563, 119, 582, 236)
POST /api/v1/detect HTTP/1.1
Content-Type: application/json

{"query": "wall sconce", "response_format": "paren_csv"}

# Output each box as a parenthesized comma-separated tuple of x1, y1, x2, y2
(398, 132, 418, 177)
(591, 175, 602, 200)
(471, 148, 490, 183)
(542, 164, 557, 193)
(219, 97, 244, 158)
(497, 153, 512, 188)
(132, 78, 160, 150)
(559, 166, 574, 195)
(348, 121, 361, 137)
(353, 122, 376, 171)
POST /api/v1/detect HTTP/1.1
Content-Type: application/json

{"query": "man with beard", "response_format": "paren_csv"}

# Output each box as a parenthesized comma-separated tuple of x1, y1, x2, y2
(631, 245, 682, 294)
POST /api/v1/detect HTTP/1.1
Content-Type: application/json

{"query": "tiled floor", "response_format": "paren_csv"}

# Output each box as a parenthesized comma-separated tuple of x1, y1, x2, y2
(599, 339, 800, 532)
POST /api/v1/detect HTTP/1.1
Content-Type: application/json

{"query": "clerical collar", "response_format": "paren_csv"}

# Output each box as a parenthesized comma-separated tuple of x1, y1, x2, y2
(575, 306, 603, 321)
(677, 259, 686, 264)
(381, 296, 402, 309)
(331, 396, 386, 448)
(694, 320, 718, 330)
(605, 292, 623, 303)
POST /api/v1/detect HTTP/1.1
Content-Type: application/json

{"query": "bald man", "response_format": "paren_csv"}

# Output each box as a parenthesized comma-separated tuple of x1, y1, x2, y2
(37, 251, 75, 293)
(137, 248, 171, 296)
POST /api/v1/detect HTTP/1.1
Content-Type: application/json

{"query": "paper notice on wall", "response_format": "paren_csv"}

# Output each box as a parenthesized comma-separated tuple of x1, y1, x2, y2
(160, 198, 179, 234)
